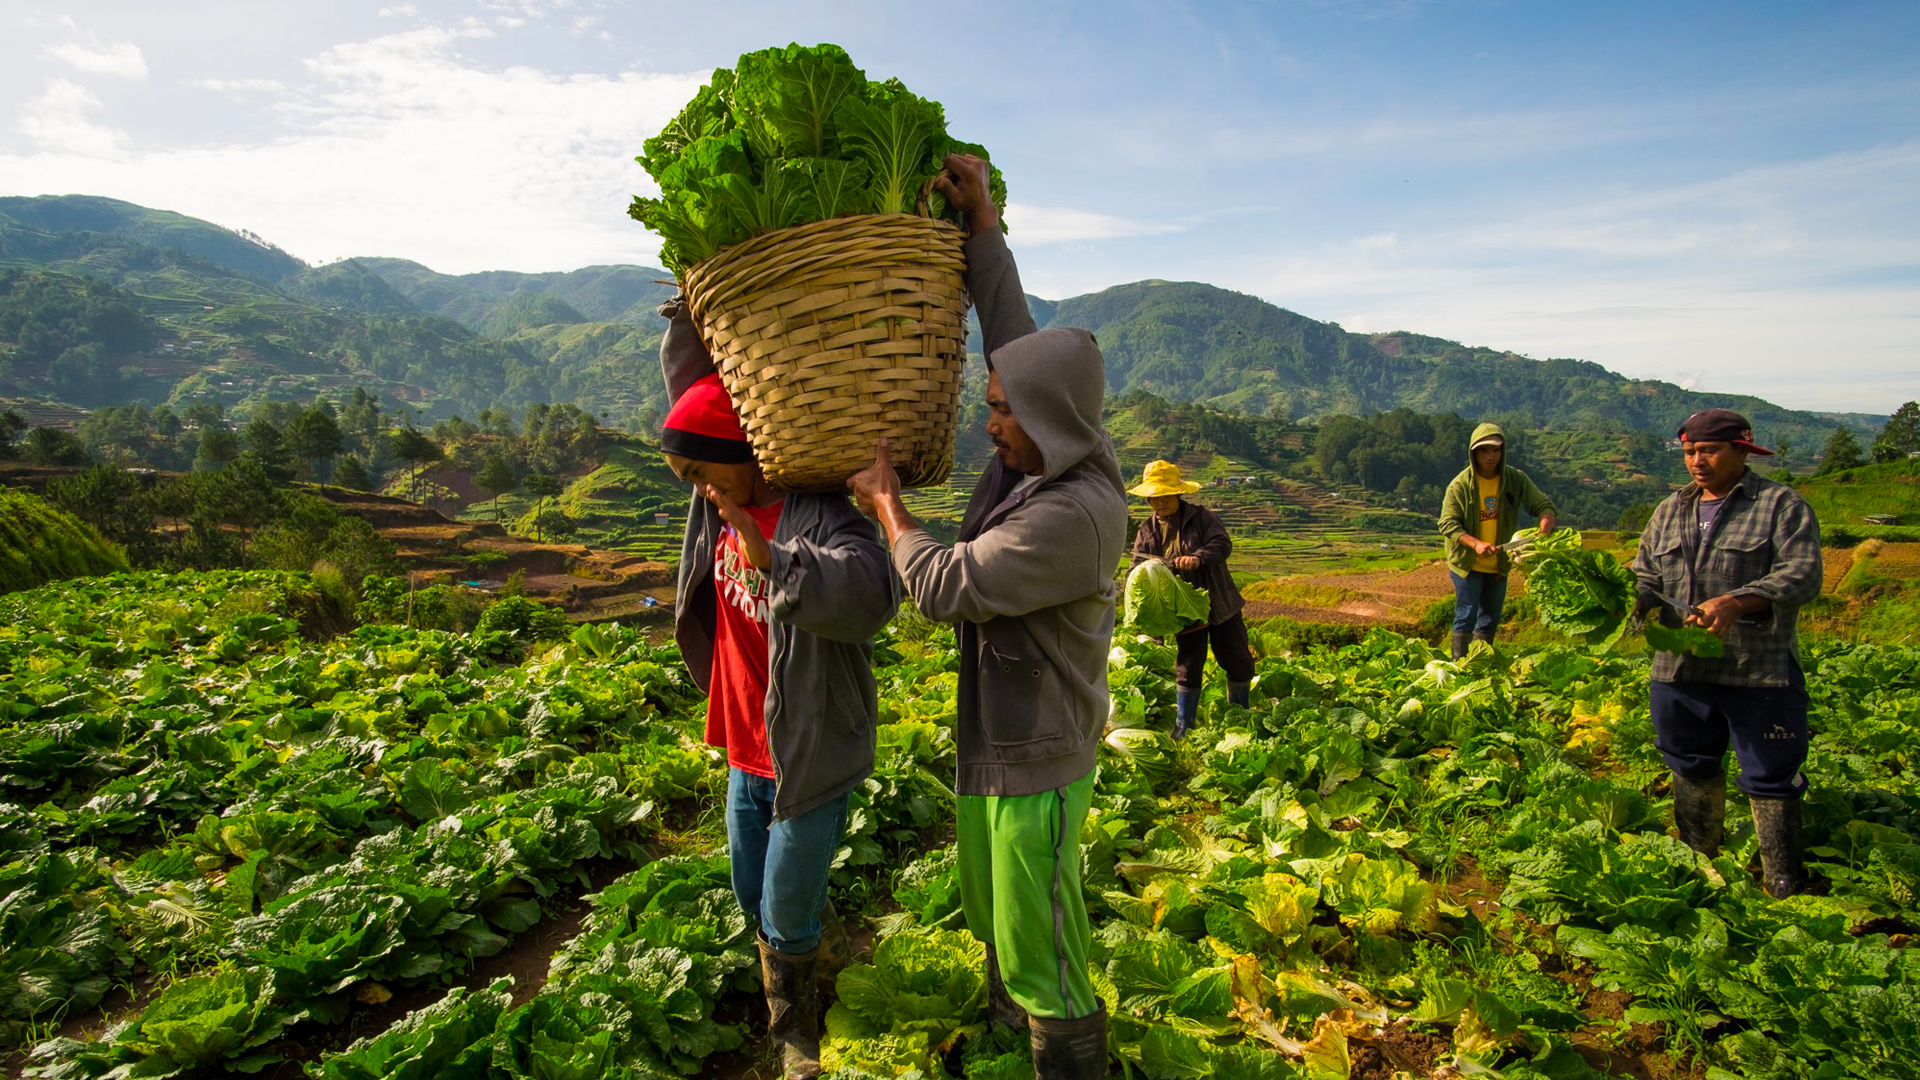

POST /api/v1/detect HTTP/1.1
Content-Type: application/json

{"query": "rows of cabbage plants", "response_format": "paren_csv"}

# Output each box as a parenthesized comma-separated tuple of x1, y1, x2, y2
(4, 570, 1916, 1078)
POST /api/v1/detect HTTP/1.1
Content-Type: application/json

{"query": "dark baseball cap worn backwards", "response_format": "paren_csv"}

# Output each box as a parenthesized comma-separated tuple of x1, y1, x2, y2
(1677, 408, 1774, 456)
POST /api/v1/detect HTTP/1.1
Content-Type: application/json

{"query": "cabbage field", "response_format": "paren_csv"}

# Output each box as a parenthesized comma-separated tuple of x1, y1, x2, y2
(2, 570, 1916, 1080)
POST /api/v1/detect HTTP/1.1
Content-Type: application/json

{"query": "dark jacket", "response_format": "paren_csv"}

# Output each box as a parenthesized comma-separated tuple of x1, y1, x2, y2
(660, 297, 898, 821)
(891, 229, 1128, 798)
(1130, 499, 1244, 626)
(1631, 467, 1821, 687)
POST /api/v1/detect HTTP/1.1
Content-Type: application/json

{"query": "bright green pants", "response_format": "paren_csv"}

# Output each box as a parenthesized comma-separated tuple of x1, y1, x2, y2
(955, 771, 1098, 1020)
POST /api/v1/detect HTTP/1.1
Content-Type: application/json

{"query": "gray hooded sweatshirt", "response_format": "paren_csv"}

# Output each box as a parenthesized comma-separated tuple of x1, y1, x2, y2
(659, 296, 898, 822)
(892, 229, 1129, 797)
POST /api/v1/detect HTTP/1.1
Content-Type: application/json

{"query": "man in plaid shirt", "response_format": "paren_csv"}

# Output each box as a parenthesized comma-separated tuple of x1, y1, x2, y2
(1632, 408, 1822, 898)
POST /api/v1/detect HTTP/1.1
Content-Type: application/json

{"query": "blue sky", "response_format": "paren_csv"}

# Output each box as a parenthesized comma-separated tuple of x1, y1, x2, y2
(3, 0, 1916, 414)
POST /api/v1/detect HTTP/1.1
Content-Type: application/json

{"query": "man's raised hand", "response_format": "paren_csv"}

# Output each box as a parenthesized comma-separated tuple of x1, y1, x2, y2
(702, 483, 771, 570)
(933, 153, 997, 237)
(846, 439, 902, 520)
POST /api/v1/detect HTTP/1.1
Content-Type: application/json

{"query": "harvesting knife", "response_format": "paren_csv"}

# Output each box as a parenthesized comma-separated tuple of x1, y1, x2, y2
(1651, 588, 1705, 620)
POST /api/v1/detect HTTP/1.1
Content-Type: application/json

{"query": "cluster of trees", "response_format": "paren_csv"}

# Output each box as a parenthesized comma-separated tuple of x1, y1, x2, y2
(42, 458, 397, 586)
(0, 269, 158, 405)
(1309, 410, 1680, 528)
(1113, 390, 1306, 463)
(7, 389, 613, 545)
(54, 389, 604, 512)
(1817, 402, 1920, 474)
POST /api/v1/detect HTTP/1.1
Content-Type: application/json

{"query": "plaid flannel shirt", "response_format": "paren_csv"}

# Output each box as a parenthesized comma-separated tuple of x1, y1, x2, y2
(1631, 468, 1822, 687)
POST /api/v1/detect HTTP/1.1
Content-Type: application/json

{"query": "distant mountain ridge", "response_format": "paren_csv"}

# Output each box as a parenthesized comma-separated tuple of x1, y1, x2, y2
(0, 194, 1883, 446)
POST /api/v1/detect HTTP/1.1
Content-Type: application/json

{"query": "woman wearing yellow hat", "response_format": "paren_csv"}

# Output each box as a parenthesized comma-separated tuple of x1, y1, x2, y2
(1128, 460, 1253, 738)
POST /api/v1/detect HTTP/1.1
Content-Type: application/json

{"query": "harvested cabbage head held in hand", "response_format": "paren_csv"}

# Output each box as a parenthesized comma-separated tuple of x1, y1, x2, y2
(1124, 559, 1210, 638)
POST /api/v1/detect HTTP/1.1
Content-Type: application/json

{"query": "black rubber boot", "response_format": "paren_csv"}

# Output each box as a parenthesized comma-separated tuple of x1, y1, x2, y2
(1472, 628, 1495, 649)
(757, 936, 822, 1079)
(1227, 680, 1250, 709)
(1751, 797, 1805, 899)
(983, 942, 1029, 1034)
(1030, 1001, 1109, 1080)
(1671, 772, 1726, 855)
(1450, 630, 1470, 659)
(1172, 687, 1198, 741)
(815, 901, 851, 995)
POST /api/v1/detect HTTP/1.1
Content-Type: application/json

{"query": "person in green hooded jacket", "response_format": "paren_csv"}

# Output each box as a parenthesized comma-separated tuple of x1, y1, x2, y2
(1436, 422, 1556, 658)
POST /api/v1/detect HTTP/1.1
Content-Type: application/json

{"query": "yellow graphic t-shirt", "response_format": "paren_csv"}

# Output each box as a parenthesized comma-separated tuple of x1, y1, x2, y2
(1473, 475, 1501, 573)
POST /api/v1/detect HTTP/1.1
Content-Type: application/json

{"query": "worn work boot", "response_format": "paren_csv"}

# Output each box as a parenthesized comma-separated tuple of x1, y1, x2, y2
(757, 936, 822, 1079)
(1751, 797, 1805, 899)
(1227, 680, 1251, 709)
(815, 901, 852, 995)
(983, 943, 1029, 1034)
(1030, 1002, 1109, 1080)
(1450, 630, 1470, 660)
(1670, 772, 1726, 855)
(1471, 628, 1495, 649)
(1172, 687, 1199, 741)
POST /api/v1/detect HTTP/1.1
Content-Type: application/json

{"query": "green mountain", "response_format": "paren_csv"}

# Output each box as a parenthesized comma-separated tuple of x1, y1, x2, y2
(0, 195, 305, 283)
(353, 258, 676, 333)
(1028, 279, 1879, 449)
(0, 199, 673, 428)
(0, 194, 1888, 452)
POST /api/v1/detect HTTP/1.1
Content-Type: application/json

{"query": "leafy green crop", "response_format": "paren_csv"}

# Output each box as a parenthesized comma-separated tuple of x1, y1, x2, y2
(1123, 559, 1211, 637)
(13, 570, 1920, 1080)
(630, 43, 1006, 275)
(1509, 528, 1638, 649)
(821, 928, 987, 1076)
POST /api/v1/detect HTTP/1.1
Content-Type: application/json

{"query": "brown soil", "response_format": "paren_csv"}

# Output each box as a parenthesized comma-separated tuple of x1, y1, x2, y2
(1242, 600, 1391, 625)
(310, 487, 675, 620)
(1350, 1021, 1449, 1078)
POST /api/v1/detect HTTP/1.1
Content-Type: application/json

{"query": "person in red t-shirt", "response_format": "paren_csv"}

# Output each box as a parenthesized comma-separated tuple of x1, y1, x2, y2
(660, 370, 896, 1080)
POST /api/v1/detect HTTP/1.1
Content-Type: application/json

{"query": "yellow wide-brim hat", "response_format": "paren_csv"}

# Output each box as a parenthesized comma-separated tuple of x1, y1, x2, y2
(1128, 459, 1201, 498)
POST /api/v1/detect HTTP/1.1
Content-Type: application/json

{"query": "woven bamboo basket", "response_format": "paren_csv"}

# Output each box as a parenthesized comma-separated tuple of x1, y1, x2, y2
(681, 193, 969, 493)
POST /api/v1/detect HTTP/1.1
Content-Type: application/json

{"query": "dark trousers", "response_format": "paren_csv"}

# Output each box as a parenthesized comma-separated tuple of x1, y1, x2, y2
(1449, 570, 1509, 635)
(1650, 665, 1809, 800)
(1174, 613, 1255, 689)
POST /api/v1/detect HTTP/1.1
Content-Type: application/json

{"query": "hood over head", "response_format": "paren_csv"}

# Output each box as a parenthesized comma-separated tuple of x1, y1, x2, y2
(1468, 422, 1507, 464)
(990, 327, 1124, 489)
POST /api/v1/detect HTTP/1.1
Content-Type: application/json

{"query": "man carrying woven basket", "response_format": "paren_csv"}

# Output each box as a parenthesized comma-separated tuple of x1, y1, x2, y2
(849, 154, 1126, 1080)
(656, 309, 897, 1079)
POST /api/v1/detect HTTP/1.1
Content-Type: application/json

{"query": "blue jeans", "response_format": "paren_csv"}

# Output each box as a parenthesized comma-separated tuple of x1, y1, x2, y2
(1450, 570, 1509, 635)
(725, 767, 850, 955)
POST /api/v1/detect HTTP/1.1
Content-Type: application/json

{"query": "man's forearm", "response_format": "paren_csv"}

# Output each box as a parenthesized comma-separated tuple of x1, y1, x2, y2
(875, 493, 925, 546)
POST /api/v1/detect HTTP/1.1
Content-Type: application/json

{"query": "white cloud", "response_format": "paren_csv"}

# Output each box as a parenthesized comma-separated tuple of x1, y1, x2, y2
(190, 78, 286, 94)
(1, 24, 705, 273)
(17, 78, 127, 157)
(378, 4, 419, 17)
(1227, 142, 1920, 412)
(40, 18, 149, 80)
(1002, 203, 1183, 245)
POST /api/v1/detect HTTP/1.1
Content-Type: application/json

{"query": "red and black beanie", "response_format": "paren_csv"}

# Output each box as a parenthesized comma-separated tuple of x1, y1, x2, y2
(661, 374, 753, 464)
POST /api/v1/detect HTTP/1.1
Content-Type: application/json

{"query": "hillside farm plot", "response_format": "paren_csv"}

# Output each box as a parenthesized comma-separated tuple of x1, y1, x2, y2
(2, 571, 1916, 1079)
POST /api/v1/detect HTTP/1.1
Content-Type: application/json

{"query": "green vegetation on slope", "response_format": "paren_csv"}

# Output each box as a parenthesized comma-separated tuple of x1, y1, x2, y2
(1035, 278, 1878, 448)
(1792, 456, 1920, 531)
(0, 487, 129, 591)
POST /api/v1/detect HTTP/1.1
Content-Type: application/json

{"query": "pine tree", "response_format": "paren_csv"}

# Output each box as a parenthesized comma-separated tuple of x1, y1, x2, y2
(1817, 426, 1864, 475)
(333, 454, 374, 492)
(474, 453, 518, 522)
(521, 472, 563, 541)
(1873, 401, 1919, 462)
